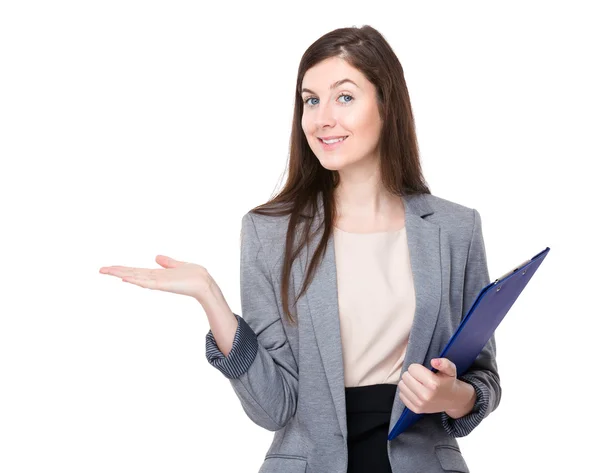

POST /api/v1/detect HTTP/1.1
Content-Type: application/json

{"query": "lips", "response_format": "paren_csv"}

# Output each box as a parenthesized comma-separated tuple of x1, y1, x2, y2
(318, 136, 348, 142)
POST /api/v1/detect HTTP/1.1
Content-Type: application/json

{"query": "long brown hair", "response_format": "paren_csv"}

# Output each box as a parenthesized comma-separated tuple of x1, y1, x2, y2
(249, 25, 430, 326)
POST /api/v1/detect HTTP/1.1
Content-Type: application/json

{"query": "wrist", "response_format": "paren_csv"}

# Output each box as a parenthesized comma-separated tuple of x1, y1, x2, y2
(200, 284, 238, 358)
(445, 380, 477, 419)
(195, 274, 225, 306)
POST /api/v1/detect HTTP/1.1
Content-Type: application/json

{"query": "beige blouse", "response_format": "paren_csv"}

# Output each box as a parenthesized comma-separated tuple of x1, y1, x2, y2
(333, 225, 416, 388)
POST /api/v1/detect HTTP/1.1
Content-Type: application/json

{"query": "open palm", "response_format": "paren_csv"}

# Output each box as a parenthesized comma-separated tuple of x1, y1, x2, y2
(99, 255, 217, 301)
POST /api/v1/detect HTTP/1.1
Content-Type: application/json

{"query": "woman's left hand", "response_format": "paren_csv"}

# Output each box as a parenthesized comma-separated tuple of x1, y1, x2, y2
(398, 357, 464, 415)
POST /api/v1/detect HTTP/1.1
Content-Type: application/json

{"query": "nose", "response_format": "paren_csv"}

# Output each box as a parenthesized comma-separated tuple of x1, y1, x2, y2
(314, 100, 337, 128)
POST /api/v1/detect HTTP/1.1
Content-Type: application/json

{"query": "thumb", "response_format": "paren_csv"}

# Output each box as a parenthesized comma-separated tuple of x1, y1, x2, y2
(431, 358, 456, 377)
(155, 255, 188, 269)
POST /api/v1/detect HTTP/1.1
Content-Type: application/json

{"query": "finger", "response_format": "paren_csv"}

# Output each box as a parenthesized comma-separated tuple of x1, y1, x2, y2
(99, 265, 126, 275)
(398, 384, 421, 413)
(401, 371, 431, 400)
(101, 266, 157, 288)
(156, 255, 187, 269)
(407, 363, 438, 390)
(125, 268, 161, 288)
(99, 266, 133, 277)
(432, 358, 457, 377)
(122, 276, 152, 289)
(100, 266, 146, 279)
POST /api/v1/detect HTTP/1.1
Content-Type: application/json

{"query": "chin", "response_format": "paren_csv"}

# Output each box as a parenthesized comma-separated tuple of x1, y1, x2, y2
(315, 158, 348, 172)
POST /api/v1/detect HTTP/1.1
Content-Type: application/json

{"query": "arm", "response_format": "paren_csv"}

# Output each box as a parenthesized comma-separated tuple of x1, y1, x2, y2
(439, 208, 502, 437)
(204, 213, 299, 432)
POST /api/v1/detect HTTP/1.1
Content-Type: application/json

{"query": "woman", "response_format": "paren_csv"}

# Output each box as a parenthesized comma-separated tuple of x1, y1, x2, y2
(99, 25, 501, 473)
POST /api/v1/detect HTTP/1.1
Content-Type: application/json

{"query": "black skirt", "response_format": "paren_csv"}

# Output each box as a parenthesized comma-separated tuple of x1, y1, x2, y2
(345, 383, 397, 473)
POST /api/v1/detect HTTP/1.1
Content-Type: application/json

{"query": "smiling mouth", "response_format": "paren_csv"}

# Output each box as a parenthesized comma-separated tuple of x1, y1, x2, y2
(318, 136, 348, 143)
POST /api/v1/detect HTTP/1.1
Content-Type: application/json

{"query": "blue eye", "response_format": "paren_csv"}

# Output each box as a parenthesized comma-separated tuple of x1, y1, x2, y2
(303, 93, 354, 107)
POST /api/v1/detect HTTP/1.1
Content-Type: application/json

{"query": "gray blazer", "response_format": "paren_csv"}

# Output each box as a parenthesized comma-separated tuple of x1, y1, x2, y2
(206, 192, 501, 473)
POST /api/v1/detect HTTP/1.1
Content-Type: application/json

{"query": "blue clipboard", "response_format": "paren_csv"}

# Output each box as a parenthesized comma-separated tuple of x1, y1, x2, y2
(388, 246, 551, 441)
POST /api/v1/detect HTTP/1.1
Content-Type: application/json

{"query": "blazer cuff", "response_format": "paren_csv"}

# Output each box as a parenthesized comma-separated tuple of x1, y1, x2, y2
(205, 313, 258, 379)
(439, 374, 489, 437)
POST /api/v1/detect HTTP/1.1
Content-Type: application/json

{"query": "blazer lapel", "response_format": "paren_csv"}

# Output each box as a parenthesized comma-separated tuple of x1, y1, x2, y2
(299, 192, 442, 441)
(387, 196, 441, 437)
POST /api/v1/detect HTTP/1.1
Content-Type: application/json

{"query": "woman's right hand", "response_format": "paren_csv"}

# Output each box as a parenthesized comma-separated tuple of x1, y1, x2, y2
(99, 255, 220, 303)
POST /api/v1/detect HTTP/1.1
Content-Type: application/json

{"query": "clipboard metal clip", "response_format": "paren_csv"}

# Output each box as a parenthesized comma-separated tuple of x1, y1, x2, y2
(494, 258, 531, 284)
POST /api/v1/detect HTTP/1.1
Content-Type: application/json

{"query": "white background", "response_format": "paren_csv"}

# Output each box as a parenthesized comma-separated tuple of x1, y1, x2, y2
(1, 1, 598, 472)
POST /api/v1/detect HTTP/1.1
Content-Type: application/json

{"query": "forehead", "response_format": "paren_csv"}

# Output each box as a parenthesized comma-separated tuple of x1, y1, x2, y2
(301, 57, 364, 90)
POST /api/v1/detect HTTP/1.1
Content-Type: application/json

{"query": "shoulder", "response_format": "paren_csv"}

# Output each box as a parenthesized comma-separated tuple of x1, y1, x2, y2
(419, 193, 484, 241)
(239, 208, 291, 269)
(421, 193, 476, 218)
(242, 208, 290, 241)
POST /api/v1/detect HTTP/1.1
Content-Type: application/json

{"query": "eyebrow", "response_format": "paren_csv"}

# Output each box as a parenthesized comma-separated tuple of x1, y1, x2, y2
(301, 78, 359, 95)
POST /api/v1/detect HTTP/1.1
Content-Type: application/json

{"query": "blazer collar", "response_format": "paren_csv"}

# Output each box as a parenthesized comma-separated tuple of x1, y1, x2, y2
(298, 192, 441, 441)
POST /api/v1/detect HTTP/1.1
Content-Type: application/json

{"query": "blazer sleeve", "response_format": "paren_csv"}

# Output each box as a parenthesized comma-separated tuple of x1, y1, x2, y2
(439, 208, 502, 437)
(204, 212, 299, 432)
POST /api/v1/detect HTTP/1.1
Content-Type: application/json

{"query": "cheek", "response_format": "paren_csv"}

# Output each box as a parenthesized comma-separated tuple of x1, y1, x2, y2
(301, 114, 312, 134)
(352, 111, 380, 138)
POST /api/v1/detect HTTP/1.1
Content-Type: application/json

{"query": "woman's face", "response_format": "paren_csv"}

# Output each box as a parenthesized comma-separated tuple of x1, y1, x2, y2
(301, 57, 383, 172)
